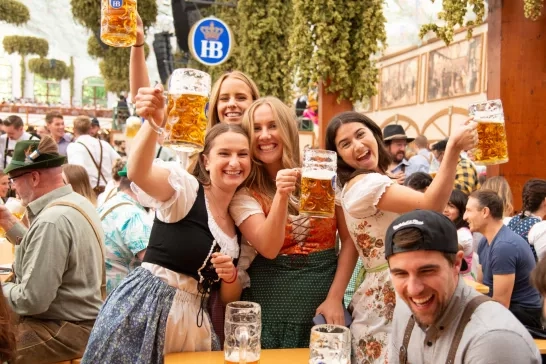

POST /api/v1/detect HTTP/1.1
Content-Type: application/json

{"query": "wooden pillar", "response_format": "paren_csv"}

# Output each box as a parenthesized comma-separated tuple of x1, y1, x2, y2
(486, 0, 546, 211)
(318, 82, 353, 148)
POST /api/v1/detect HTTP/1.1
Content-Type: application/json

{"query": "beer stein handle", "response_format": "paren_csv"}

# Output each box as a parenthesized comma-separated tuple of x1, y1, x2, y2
(235, 326, 249, 364)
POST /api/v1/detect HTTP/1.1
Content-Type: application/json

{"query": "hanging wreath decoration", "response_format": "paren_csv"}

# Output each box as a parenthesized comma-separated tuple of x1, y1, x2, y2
(28, 58, 72, 81)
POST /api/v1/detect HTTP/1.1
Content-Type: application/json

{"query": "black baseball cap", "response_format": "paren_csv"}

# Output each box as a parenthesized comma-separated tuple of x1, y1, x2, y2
(91, 118, 100, 127)
(385, 210, 468, 271)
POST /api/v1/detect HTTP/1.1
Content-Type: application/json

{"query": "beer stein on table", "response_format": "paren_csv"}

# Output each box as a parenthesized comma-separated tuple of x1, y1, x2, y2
(164, 68, 211, 154)
(468, 99, 509, 165)
(309, 324, 351, 364)
(224, 301, 261, 364)
(299, 149, 337, 218)
(100, 0, 137, 47)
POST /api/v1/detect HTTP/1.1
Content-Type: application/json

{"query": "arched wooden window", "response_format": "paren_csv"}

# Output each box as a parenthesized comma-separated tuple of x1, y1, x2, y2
(82, 76, 107, 108)
(33, 75, 61, 104)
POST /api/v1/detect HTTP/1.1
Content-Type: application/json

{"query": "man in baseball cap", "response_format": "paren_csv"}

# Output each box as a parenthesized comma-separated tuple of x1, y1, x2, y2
(386, 209, 540, 364)
(90, 117, 101, 138)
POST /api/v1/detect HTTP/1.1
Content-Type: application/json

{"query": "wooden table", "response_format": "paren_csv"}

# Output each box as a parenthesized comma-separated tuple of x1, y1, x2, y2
(165, 348, 309, 363)
(535, 339, 546, 354)
(464, 278, 490, 294)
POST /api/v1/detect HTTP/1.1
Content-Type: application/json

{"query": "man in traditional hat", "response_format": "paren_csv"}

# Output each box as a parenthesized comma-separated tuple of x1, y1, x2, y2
(383, 124, 414, 184)
(0, 136, 104, 363)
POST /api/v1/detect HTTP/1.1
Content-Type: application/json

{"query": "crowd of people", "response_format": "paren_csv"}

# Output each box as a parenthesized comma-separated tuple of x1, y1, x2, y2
(0, 11, 546, 364)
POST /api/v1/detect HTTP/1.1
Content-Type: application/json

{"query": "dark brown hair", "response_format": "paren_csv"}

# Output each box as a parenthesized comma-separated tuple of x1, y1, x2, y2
(469, 189, 504, 220)
(325, 111, 391, 186)
(192, 123, 251, 186)
(0, 291, 15, 362)
(521, 179, 546, 216)
(45, 111, 63, 124)
(531, 258, 546, 296)
(391, 227, 456, 266)
(2, 115, 24, 129)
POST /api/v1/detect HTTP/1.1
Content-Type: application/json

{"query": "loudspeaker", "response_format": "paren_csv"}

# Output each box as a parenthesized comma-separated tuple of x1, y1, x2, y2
(153, 32, 174, 84)
(171, 0, 214, 53)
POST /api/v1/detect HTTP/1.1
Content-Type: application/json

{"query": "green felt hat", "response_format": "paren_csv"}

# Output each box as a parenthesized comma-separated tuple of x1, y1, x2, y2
(4, 139, 66, 174)
(118, 164, 128, 177)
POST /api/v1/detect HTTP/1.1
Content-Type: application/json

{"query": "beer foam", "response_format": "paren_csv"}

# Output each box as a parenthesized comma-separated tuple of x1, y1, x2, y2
(473, 117, 504, 123)
(302, 169, 336, 180)
(168, 90, 209, 98)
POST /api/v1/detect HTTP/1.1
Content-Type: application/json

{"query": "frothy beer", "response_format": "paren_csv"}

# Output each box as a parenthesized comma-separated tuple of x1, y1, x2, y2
(300, 169, 336, 218)
(164, 91, 208, 153)
(474, 118, 509, 165)
(100, 0, 137, 47)
(224, 352, 260, 364)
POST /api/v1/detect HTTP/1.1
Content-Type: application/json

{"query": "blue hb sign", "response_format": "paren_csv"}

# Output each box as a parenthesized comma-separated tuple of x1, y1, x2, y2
(189, 17, 233, 67)
(110, 0, 123, 9)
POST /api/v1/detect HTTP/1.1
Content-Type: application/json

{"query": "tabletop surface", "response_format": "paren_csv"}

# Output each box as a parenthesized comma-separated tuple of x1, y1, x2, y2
(165, 348, 310, 363)
(463, 278, 489, 294)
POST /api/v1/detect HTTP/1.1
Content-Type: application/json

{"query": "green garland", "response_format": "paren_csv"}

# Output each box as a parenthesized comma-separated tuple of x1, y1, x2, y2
(289, 0, 387, 102)
(20, 56, 25, 97)
(3, 35, 48, 57)
(28, 58, 72, 80)
(69, 56, 75, 105)
(71, 0, 157, 93)
(0, 0, 30, 25)
(237, 0, 293, 103)
(422, 0, 543, 45)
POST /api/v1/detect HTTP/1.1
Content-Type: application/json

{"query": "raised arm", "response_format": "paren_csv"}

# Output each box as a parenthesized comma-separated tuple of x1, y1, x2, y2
(129, 13, 150, 103)
(233, 168, 299, 259)
(127, 85, 174, 202)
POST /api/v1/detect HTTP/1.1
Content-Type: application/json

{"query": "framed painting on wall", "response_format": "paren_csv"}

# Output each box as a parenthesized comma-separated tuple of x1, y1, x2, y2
(426, 34, 484, 102)
(379, 56, 419, 110)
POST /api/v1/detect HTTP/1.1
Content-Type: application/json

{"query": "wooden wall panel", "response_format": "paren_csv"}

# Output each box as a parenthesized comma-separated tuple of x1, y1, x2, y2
(487, 0, 546, 211)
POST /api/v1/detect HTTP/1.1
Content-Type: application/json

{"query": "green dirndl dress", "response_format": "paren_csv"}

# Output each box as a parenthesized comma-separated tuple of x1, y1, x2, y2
(241, 248, 338, 349)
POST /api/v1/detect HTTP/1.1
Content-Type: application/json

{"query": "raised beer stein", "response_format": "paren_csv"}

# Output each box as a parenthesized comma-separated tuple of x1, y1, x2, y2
(0, 198, 26, 241)
(125, 115, 142, 139)
(224, 301, 261, 364)
(299, 149, 337, 218)
(100, 0, 137, 47)
(468, 99, 509, 165)
(164, 68, 211, 153)
(309, 324, 351, 364)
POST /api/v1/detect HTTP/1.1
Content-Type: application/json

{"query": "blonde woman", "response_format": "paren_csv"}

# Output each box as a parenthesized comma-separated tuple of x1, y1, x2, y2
(62, 164, 97, 206)
(230, 97, 357, 348)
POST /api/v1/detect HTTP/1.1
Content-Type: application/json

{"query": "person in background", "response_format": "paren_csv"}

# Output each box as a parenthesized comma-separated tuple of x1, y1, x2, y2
(96, 158, 126, 207)
(529, 221, 546, 261)
(406, 135, 431, 176)
(431, 138, 480, 196)
(0, 291, 16, 364)
(387, 210, 541, 364)
(404, 172, 433, 192)
(89, 118, 101, 138)
(443, 189, 473, 278)
(45, 111, 72, 156)
(481, 176, 514, 225)
(36, 125, 50, 139)
(0, 115, 39, 169)
(464, 190, 542, 329)
(98, 164, 151, 294)
(507, 178, 546, 261)
(303, 97, 319, 141)
(383, 124, 413, 184)
(0, 171, 9, 203)
(62, 164, 98, 206)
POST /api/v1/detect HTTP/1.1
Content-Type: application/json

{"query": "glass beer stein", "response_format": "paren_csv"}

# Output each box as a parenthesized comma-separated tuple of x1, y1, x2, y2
(309, 324, 351, 364)
(299, 149, 337, 218)
(125, 116, 142, 139)
(0, 198, 26, 240)
(224, 301, 261, 364)
(100, 0, 137, 47)
(164, 68, 211, 153)
(468, 99, 509, 165)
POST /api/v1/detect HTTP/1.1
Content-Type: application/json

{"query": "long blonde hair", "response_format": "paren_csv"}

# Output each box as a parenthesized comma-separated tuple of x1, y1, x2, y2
(481, 176, 514, 217)
(62, 164, 97, 206)
(241, 96, 300, 214)
(208, 71, 260, 127)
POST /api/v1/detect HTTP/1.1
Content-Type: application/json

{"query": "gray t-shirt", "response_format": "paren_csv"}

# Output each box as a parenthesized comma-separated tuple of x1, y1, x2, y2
(389, 278, 541, 364)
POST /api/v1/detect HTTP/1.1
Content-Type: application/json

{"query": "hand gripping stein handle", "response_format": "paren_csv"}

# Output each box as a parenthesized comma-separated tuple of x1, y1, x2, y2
(235, 326, 249, 364)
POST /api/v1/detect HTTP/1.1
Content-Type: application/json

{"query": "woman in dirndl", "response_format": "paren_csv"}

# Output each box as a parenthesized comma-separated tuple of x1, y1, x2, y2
(81, 85, 252, 363)
(228, 97, 358, 349)
(324, 111, 478, 363)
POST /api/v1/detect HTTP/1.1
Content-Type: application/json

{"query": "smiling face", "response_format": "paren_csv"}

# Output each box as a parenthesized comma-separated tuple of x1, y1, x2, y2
(203, 131, 251, 191)
(48, 117, 65, 139)
(443, 201, 460, 223)
(216, 77, 254, 125)
(388, 139, 407, 163)
(0, 175, 9, 198)
(334, 122, 380, 171)
(463, 196, 487, 233)
(251, 104, 283, 167)
(389, 249, 463, 327)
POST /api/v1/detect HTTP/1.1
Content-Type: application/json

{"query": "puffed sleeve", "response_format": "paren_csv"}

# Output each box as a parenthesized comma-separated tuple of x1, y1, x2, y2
(341, 173, 393, 219)
(237, 239, 257, 289)
(229, 188, 265, 226)
(131, 159, 199, 223)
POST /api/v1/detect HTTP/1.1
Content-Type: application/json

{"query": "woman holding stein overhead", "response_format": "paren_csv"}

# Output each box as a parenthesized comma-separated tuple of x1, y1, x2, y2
(324, 112, 477, 363)
(81, 81, 251, 362)
(229, 97, 357, 349)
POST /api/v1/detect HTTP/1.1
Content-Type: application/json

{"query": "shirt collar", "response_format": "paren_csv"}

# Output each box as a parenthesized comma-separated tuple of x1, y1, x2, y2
(27, 185, 74, 220)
